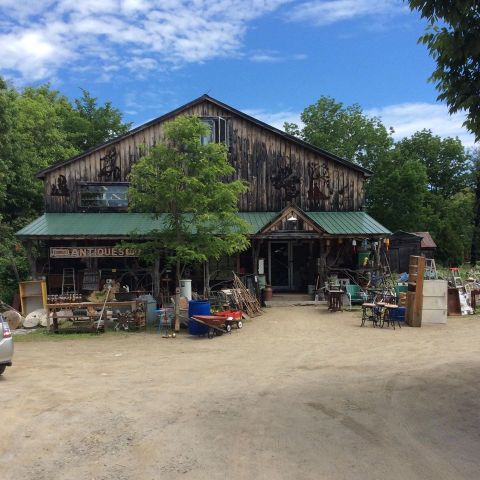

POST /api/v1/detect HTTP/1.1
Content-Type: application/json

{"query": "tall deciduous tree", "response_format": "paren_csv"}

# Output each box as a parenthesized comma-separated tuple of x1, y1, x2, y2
(393, 129, 470, 198)
(408, 0, 480, 263)
(128, 116, 250, 330)
(284, 96, 393, 170)
(68, 89, 132, 151)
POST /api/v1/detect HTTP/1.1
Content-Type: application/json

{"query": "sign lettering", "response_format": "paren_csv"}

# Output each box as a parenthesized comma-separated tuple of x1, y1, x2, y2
(50, 247, 138, 258)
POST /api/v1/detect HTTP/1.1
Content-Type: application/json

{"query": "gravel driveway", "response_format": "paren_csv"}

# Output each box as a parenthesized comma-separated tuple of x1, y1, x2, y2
(1, 307, 480, 480)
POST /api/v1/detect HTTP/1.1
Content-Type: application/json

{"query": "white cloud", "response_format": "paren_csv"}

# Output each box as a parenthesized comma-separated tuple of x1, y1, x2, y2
(249, 50, 308, 63)
(0, 0, 290, 82)
(366, 102, 477, 147)
(289, 0, 407, 26)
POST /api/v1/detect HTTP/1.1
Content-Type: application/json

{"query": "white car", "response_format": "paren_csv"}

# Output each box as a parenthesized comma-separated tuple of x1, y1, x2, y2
(0, 315, 13, 375)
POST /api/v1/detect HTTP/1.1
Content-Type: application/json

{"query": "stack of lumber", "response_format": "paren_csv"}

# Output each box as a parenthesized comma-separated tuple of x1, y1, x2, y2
(231, 274, 262, 317)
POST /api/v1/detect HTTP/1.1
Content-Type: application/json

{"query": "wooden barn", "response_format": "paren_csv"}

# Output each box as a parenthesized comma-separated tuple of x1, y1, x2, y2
(16, 95, 390, 298)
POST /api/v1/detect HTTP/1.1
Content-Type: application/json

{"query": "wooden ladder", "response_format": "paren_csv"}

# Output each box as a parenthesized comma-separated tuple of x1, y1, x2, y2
(62, 268, 76, 294)
(424, 258, 437, 280)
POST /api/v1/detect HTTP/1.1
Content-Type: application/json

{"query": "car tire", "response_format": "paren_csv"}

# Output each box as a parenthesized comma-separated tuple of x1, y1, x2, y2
(0, 365, 6, 375)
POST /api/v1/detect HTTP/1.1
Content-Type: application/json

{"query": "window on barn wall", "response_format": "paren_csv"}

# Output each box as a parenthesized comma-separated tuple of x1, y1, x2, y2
(80, 183, 129, 209)
(200, 117, 228, 146)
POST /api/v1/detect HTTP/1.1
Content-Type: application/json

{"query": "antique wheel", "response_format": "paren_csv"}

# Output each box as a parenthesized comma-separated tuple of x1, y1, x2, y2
(225, 324, 232, 333)
(237, 321, 243, 329)
(208, 328, 215, 339)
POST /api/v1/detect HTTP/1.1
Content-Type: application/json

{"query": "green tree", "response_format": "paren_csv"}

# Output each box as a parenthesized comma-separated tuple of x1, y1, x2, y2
(67, 89, 132, 151)
(128, 116, 250, 330)
(394, 130, 470, 198)
(366, 156, 429, 232)
(0, 78, 16, 211)
(5, 84, 79, 222)
(407, 1, 480, 263)
(284, 96, 393, 170)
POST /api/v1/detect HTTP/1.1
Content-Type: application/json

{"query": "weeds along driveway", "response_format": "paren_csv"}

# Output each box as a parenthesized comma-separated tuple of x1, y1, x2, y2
(1, 307, 480, 480)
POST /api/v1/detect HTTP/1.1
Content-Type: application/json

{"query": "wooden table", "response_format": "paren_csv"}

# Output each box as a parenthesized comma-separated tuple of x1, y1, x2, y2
(327, 289, 343, 312)
(46, 300, 141, 332)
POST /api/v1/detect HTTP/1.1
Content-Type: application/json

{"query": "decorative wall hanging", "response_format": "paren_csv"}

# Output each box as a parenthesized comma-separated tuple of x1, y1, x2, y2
(98, 146, 121, 181)
(50, 175, 70, 196)
(271, 165, 300, 201)
(307, 162, 332, 203)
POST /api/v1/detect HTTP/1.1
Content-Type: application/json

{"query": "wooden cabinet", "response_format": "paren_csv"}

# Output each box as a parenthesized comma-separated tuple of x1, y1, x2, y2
(19, 280, 47, 316)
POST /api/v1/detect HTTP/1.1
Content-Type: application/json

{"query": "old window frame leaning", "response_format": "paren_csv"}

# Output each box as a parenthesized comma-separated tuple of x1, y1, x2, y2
(79, 182, 129, 209)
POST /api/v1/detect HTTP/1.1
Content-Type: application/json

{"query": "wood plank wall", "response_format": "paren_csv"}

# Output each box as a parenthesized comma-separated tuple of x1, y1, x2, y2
(44, 100, 366, 213)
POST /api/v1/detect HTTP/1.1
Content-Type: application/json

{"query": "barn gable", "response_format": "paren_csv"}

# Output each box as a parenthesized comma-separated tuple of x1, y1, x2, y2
(37, 95, 370, 214)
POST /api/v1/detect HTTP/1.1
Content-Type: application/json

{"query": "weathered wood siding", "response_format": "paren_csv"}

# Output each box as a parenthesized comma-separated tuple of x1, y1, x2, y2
(43, 100, 366, 213)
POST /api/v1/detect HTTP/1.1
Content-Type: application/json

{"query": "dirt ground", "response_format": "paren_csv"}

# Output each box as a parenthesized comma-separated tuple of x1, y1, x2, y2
(1, 306, 480, 480)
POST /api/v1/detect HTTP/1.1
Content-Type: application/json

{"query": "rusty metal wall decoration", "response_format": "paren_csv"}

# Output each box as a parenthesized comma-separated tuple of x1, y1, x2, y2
(271, 165, 301, 201)
(98, 146, 121, 181)
(50, 175, 70, 196)
(307, 162, 332, 205)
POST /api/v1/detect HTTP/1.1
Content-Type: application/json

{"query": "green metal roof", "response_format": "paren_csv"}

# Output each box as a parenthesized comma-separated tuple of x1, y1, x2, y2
(15, 212, 279, 238)
(306, 211, 391, 235)
(16, 211, 389, 239)
(238, 212, 278, 234)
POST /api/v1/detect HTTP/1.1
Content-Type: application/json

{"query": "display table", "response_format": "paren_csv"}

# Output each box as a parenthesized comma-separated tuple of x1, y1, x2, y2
(327, 289, 343, 312)
(46, 300, 141, 332)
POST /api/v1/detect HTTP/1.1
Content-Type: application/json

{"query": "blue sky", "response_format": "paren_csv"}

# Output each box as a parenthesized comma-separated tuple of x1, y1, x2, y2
(0, 0, 476, 147)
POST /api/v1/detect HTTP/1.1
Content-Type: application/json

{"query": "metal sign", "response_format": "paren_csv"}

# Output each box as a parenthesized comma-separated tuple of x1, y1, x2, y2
(50, 247, 138, 258)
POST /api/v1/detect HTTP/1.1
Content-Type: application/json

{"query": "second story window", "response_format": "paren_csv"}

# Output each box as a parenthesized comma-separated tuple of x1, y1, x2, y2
(80, 183, 128, 209)
(200, 117, 228, 146)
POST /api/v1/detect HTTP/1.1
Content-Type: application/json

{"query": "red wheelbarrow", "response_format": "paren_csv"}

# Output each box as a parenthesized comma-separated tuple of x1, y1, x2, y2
(190, 314, 242, 338)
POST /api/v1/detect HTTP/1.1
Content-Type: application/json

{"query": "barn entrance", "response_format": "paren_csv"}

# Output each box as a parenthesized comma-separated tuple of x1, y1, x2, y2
(268, 241, 310, 292)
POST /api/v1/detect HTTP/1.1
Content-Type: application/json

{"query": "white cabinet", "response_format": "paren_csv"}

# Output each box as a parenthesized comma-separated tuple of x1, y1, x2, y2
(422, 280, 447, 324)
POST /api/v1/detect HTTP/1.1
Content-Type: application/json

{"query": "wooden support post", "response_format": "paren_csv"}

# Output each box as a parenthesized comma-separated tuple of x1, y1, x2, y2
(318, 239, 331, 291)
(25, 240, 38, 279)
(153, 258, 160, 301)
(174, 287, 180, 332)
(204, 260, 210, 298)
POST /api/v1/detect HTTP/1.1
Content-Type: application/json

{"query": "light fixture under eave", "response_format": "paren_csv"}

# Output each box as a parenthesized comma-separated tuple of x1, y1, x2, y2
(287, 213, 298, 222)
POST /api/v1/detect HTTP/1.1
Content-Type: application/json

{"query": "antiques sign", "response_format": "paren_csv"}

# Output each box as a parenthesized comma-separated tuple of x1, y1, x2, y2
(50, 247, 138, 258)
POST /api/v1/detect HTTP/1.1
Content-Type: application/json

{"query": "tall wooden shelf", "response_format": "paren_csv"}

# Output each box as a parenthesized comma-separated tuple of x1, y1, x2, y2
(406, 256, 425, 327)
(19, 280, 47, 317)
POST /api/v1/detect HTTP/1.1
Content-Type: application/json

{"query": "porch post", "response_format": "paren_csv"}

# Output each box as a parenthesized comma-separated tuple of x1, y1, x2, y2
(153, 257, 160, 300)
(318, 238, 330, 291)
(25, 240, 38, 279)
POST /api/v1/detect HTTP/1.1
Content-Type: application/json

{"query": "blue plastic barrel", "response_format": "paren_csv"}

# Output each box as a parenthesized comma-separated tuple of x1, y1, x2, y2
(391, 306, 406, 322)
(188, 300, 210, 335)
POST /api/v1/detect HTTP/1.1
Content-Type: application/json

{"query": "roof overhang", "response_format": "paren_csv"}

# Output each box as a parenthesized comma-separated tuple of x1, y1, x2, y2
(16, 210, 390, 241)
